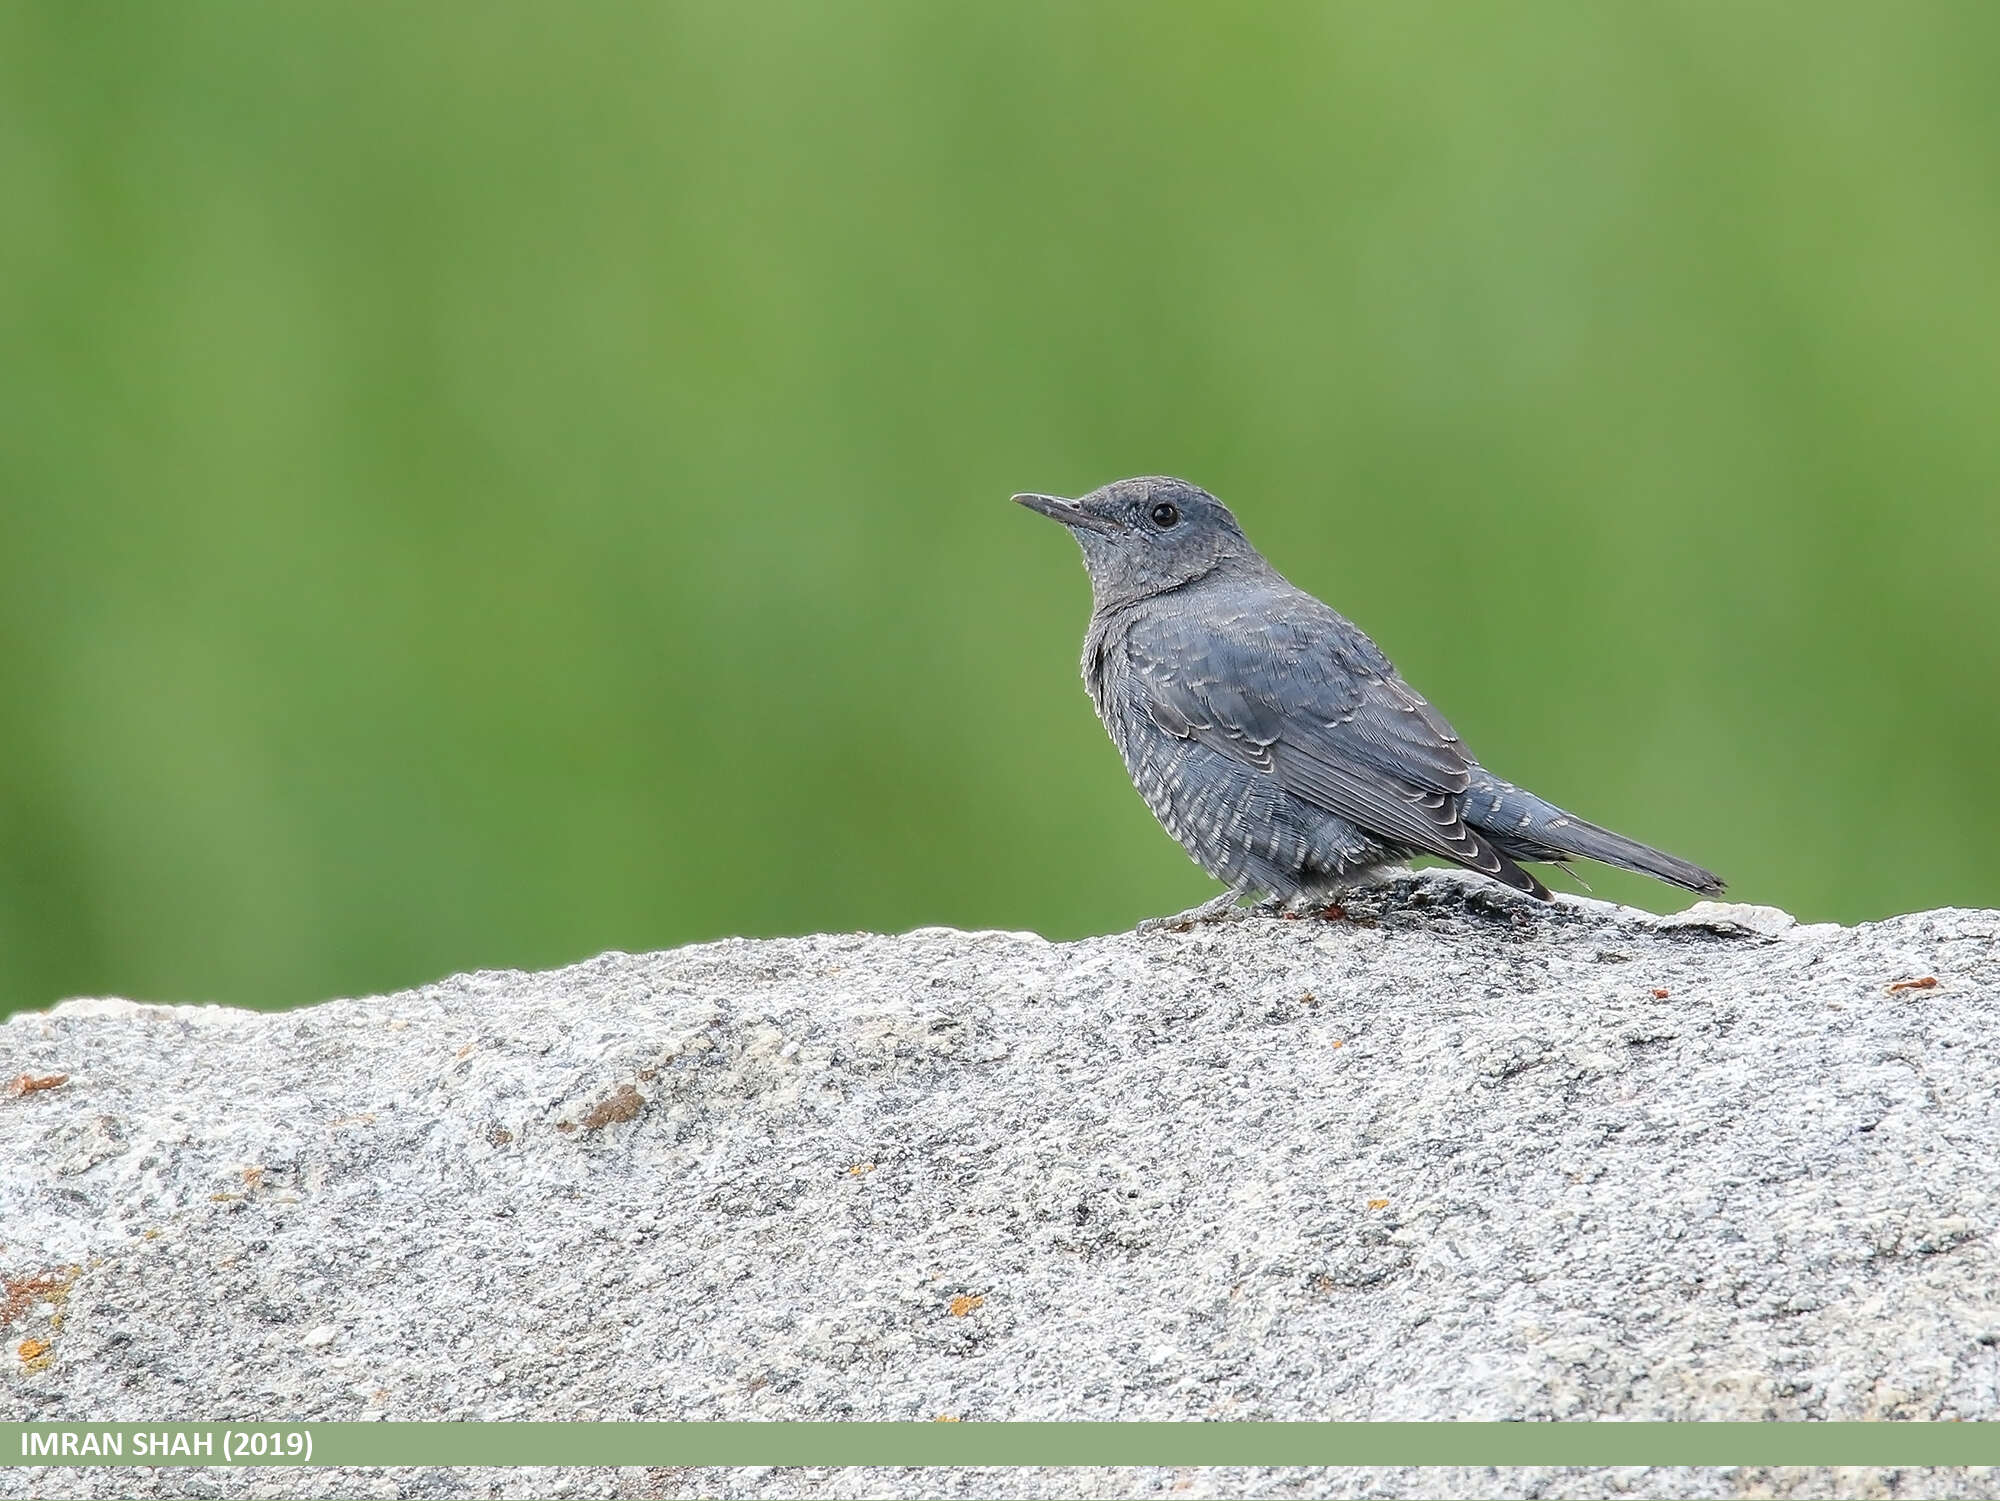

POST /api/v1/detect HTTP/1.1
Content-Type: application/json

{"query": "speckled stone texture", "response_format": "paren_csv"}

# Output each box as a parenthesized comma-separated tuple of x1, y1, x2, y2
(3, 871, 1997, 1499)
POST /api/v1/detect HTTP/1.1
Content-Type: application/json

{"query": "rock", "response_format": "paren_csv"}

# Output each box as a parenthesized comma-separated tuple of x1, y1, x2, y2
(3, 870, 1998, 1499)
(1655, 899, 1799, 939)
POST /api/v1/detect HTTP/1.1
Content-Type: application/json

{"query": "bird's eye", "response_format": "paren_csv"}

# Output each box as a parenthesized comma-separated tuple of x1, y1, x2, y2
(1150, 502, 1180, 528)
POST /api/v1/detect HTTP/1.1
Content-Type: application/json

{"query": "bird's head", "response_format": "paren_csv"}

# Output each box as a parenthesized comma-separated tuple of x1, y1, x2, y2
(1013, 476, 1260, 608)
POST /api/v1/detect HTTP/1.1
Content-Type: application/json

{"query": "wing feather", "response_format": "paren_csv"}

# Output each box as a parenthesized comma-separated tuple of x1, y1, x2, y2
(1126, 589, 1548, 895)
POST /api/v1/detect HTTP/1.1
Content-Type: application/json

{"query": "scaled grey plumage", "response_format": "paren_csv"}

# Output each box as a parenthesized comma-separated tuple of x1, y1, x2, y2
(1016, 476, 1724, 909)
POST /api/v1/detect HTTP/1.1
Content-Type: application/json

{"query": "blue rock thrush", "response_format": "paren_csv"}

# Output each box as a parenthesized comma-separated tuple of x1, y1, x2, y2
(1015, 476, 1723, 924)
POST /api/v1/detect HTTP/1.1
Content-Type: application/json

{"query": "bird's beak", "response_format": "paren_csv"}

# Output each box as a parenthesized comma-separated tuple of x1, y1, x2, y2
(1013, 492, 1119, 534)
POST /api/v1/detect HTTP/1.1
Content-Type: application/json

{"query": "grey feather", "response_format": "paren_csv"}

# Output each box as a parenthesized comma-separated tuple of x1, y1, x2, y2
(1018, 477, 1723, 907)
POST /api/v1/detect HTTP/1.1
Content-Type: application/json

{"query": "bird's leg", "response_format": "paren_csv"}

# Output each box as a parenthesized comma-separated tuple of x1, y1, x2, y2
(1137, 887, 1248, 933)
(1271, 884, 1347, 922)
(1274, 902, 1346, 921)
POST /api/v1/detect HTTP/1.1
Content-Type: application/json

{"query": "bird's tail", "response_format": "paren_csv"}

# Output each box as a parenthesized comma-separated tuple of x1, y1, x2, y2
(1464, 772, 1725, 897)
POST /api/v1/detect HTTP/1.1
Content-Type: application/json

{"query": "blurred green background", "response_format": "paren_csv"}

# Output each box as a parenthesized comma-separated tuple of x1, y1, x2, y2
(4, 4, 1997, 1018)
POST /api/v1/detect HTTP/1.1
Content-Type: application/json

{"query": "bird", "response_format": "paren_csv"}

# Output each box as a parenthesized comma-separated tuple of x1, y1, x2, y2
(1015, 476, 1723, 925)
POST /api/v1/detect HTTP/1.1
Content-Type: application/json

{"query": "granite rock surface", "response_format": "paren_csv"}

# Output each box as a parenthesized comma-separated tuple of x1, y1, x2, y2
(4, 871, 1998, 1498)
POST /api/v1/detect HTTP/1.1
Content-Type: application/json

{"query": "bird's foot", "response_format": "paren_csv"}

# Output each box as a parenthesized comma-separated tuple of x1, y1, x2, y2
(1136, 889, 1249, 933)
(1276, 902, 1347, 922)
(1267, 888, 1348, 922)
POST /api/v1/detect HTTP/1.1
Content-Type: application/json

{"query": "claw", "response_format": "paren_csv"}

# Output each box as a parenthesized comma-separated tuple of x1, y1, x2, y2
(1136, 888, 1249, 933)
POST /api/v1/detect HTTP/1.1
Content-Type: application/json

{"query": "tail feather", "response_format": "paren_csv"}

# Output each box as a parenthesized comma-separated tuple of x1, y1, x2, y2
(1464, 772, 1725, 897)
(1461, 826, 1555, 901)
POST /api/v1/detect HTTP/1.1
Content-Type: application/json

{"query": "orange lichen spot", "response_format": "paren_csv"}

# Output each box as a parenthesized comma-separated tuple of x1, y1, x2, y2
(579, 1085, 645, 1131)
(948, 1295, 985, 1317)
(455, 1042, 478, 1059)
(5, 1073, 68, 1099)
(933, 1414, 961, 1422)
(18, 1337, 52, 1369)
(3, 1269, 77, 1327)
(847, 1162, 876, 1178)
(1651, 988, 1671, 999)
(1329, 1039, 1344, 1049)
(1887, 976, 1939, 993)
(1366, 1199, 1390, 1211)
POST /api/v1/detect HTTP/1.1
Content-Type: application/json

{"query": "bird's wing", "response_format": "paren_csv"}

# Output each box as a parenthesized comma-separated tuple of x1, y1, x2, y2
(1126, 594, 1546, 891)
